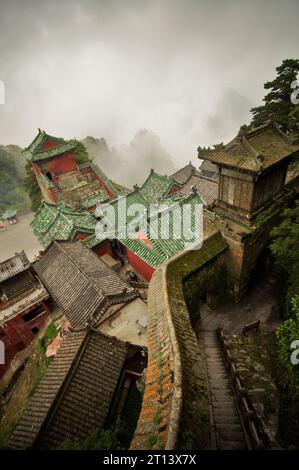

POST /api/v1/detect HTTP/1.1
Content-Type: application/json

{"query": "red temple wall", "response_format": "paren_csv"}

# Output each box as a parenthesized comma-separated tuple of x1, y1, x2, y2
(0, 301, 49, 379)
(93, 240, 113, 257)
(41, 152, 77, 176)
(127, 249, 154, 281)
(32, 164, 57, 204)
(75, 234, 90, 241)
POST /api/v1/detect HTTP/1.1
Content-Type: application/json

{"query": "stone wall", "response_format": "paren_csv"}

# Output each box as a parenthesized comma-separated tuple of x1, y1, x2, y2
(131, 232, 228, 450)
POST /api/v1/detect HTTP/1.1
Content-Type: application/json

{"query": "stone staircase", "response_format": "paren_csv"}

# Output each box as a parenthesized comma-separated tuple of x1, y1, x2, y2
(200, 330, 248, 450)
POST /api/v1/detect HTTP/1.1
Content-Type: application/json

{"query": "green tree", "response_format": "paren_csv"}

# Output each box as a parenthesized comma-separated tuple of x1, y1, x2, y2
(71, 139, 90, 165)
(59, 423, 128, 450)
(276, 296, 299, 389)
(23, 160, 42, 212)
(0, 146, 30, 214)
(288, 105, 299, 136)
(251, 59, 299, 132)
(271, 200, 299, 313)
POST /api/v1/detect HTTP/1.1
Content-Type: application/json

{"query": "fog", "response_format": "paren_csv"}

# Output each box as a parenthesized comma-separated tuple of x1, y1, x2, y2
(0, 0, 298, 176)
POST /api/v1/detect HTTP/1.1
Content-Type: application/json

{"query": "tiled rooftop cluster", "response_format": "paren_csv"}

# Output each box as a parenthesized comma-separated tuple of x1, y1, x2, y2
(172, 162, 219, 206)
(31, 202, 97, 248)
(91, 184, 204, 268)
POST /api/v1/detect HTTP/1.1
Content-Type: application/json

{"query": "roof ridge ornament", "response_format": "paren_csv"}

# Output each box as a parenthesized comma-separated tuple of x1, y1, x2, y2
(190, 185, 197, 195)
(213, 142, 224, 150)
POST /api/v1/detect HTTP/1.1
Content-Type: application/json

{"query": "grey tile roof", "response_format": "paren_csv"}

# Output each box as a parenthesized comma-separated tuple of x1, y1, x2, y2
(9, 329, 129, 449)
(0, 251, 31, 283)
(179, 175, 218, 206)
(198, 120, 299, 173)
(172, 162, 199, 184)
(34, 241, 137, 327)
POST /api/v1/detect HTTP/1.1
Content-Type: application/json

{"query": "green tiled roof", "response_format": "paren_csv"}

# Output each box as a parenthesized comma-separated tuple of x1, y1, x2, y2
(88, 189, 204, 267)
(23, 129, 76, 162)
(31, 142, 76, 162)
(31, 201, 97, 248)
(121, 193, 204, 267)
(139, 169, 178, 202)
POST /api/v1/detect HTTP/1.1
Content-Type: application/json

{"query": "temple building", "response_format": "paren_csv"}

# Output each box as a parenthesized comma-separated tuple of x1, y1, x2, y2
(23, 130, 120, 210)
(198, 120, 298, 223)
(9, 328, 146, 449)
(0, 251, 49, 379)
(198, 119, 299, 298)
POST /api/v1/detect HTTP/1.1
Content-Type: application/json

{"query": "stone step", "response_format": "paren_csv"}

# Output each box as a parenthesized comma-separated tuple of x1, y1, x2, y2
(207, 367, 227, 374)
(217, 424, 243, 433)
(214, 415, 241, 425)
(211, 392, 234, 401)
(218, 440, 247, 450)
(218, 430, 246, 442)
(209, 378, 231, 387)
(212, 405, 239, 416)
(202, 329, 247, 450)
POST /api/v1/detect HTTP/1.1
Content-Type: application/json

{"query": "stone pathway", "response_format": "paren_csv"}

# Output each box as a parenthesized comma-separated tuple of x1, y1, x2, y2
(194, 266, 283, 337)
(199, 330, 248, 450)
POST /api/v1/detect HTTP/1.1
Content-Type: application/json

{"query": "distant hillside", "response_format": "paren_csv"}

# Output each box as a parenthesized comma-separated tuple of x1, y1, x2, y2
(0, 145, 30, 216)
(82, 129, 176, 186)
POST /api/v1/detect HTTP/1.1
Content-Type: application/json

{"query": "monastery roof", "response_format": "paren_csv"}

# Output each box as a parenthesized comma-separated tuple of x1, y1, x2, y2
(31, 201, 97, 248)
(179, 174, 218, 206)
(197, 120, 299, 173)
(8, 329, 130, 449)
(139, 169, 178, 202)
(0, 251, 31, 283)
(199, 160, 219, 179)
(23, 129, 77, 162)
(90, 190, 204, 268)
(33, 241, 137, 327)
(172, 162, 199, 184)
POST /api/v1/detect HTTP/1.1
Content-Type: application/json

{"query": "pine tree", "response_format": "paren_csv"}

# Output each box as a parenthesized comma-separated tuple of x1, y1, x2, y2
(251, 59, 299, 132)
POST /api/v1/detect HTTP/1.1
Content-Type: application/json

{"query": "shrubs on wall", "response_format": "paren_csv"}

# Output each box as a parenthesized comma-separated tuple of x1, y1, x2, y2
(183, 260, 227, 326)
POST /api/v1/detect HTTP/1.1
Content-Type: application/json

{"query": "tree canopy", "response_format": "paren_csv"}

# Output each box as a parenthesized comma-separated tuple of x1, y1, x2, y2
(250, 58, 299, 135)
(0, 146, 30, 215)
(271, 200, 299, 313)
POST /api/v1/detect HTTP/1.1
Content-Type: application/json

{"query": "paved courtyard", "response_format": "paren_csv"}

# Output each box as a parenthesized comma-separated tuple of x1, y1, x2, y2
(195, 267, 283, 336)
(0, 212, 42, 262)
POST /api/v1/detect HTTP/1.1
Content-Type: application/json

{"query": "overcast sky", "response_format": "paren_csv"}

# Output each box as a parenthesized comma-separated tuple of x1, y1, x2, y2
(0, 0, 298, 168)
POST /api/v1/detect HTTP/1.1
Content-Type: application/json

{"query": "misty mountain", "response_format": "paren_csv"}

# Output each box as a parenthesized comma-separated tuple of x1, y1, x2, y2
(82, 129, 176, 187)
